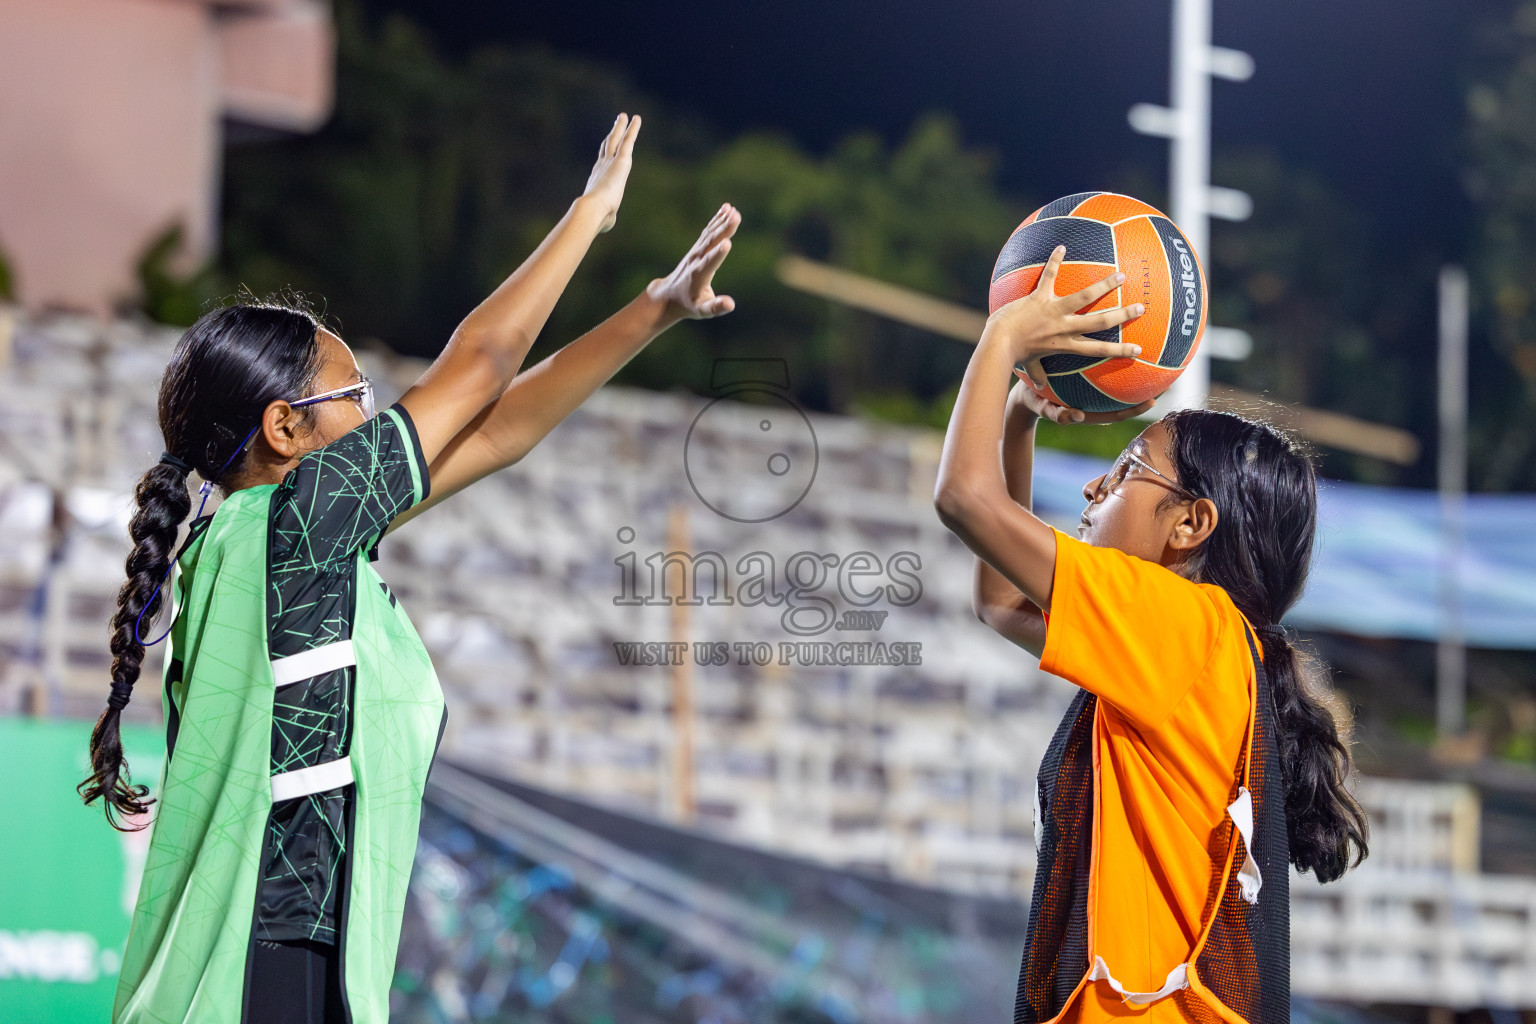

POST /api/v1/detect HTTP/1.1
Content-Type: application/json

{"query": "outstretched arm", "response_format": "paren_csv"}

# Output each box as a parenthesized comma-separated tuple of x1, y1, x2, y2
(388, 204, 741, 531)
(935, 246, 1145, 615)
(397, 114, 643, 464)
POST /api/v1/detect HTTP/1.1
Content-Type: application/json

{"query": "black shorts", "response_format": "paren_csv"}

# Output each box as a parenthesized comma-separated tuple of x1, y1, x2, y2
(245, 938, 346, 1024)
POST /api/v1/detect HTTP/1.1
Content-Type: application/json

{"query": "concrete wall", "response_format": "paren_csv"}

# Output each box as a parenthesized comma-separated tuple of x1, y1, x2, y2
(0, 0, 332, 315)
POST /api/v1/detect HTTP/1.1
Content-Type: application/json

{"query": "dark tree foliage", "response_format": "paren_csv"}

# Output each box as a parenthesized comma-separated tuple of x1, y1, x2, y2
(1204, 153, 1438, 487)
(1465, 1, 1536, 491)
(216, 2, 1018, 417)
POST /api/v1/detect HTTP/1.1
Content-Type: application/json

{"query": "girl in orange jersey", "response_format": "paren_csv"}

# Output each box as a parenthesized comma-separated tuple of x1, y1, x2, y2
(933, 247, 1367, 1024)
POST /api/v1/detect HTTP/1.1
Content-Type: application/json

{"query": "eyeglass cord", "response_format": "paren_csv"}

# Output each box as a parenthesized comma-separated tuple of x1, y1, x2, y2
(132, 424, 260, 646)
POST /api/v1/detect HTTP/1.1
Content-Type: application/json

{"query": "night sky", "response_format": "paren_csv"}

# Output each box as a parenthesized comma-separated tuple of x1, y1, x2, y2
(363, 0, 1476, 266)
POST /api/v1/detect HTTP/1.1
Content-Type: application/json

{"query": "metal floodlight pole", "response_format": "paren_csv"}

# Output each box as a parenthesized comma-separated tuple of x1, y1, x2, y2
(1129, 0, 1255, 410)
(1437, 265, 1469, 739)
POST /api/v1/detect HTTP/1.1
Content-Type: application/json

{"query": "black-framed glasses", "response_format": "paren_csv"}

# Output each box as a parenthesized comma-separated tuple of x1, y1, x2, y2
(1094, 450, 1199, 503)
(291, 376, 375, 420)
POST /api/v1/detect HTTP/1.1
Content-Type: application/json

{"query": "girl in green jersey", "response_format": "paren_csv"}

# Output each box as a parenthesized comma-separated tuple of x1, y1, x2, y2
(78, 114, 740, 1024)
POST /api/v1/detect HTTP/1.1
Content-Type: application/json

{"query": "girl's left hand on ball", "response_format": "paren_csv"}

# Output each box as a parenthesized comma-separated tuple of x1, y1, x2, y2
(1010, 369, 1154, 424)
(648, 203, 742, 320)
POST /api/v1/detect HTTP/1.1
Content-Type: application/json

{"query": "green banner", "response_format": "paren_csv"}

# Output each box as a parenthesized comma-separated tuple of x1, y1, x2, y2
(0, 716, 164, 1022)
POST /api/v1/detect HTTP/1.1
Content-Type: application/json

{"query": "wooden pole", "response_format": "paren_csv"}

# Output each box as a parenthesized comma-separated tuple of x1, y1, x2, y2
(776, 254, 1420, 465)
(667, 503, 696, 822)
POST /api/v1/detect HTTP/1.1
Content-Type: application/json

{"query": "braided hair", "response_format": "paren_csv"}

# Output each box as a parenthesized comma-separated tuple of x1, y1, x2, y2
(1161, 408, 1369, 882)
(78, 301, 322, 830)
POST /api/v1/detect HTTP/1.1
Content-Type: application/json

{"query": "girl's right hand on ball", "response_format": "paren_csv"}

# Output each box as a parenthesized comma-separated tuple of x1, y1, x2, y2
(983, 244, 1145, 384)
(583, 113, 642, 233)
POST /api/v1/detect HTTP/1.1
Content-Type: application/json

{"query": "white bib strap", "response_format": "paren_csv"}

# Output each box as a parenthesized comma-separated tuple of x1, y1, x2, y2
(271, 640, 355, 689)
(270, 755, 354, 803)
(1227, 785, 1263, 904)
(1088, 956, 1189, 1005)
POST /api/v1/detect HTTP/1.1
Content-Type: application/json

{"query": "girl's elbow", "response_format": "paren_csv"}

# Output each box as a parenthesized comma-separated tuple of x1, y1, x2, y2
(972, 598, 995, 628)
(932, 481, 978, 529)
(454, 325, 529, 387)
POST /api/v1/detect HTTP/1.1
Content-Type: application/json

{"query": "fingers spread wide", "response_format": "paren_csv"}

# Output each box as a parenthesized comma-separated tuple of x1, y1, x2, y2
(1070, 302, 1145, 334)
(1067, 338, 1142, 359)
(1034, 245, 1066, 296)
(1057, 268, 1125, 312)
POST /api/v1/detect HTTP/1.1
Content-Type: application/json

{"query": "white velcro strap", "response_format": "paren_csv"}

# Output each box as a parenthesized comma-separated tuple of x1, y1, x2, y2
(1228, 785, 1263, 904)
(1033, 780, 1045, 854)
(1088, 956, 1188, 1005)
(271, 640, 356, 689)
(270, 756, 354, 803)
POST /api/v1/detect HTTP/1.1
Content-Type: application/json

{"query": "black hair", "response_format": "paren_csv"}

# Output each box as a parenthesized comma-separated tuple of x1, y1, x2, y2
(1161, 408, 1369, 883)
(79, 300, 323, 830)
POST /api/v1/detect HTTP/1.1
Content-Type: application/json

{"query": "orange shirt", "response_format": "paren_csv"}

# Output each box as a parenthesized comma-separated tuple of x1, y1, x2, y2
(1040, 530, 1257, 1024)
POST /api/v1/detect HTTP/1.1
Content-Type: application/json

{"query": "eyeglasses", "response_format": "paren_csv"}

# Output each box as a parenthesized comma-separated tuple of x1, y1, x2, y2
(1093, 449, 1199, 503)
(290, 376, 375, 421)
(231, 376, 375, 459)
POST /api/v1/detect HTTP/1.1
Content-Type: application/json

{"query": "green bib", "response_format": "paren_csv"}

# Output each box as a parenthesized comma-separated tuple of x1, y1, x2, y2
(114, 484, 445, 1023)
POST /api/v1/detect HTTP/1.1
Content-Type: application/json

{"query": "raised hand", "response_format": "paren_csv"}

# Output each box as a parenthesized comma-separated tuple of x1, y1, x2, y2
(647, 203, 741, 320)
(583, 113, 642, 233)
(984, 244, 1145, 387)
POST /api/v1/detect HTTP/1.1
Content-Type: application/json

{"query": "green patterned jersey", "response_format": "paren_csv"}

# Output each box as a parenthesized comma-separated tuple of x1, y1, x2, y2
(257, 403, 431, 942)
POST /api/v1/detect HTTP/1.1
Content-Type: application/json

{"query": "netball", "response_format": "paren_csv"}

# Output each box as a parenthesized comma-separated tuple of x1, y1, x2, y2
(988, 191, 1208, 412)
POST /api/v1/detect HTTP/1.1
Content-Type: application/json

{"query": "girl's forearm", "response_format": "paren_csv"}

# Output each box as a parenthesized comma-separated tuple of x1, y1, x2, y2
(450, 196, 612, 379)
(974, 403, 1038, 594)
(391, 194, 740, 532)
(387, 289, 678, 533)
(934, 326, 1017, 518)
(971, 403, 1048, 653)
(475, 288, 678, 465)
(1000, 398, 1038, 508)
(400, 196, 616, 462)
(935, 326, 1058, 610)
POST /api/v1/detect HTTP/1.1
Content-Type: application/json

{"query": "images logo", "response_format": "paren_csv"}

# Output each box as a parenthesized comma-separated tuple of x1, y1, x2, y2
(613, 529, 921, 637)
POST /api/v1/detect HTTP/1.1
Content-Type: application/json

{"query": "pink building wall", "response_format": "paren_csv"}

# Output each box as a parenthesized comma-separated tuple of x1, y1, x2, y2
(0, 0, 333, 316)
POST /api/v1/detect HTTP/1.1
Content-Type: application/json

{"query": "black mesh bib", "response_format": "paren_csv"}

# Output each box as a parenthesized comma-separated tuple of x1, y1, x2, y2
(1014, 627, 1290, 1024)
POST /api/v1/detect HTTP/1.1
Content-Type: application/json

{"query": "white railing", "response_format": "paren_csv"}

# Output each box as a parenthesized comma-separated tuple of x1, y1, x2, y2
(1294, 868, 1536, 1008)
(1351, 775, 1480, 874)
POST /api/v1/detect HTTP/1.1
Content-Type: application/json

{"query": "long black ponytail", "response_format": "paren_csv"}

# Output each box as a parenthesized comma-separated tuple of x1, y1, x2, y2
(1161, 408, 1369, 883)
(79, 300, 323, 830)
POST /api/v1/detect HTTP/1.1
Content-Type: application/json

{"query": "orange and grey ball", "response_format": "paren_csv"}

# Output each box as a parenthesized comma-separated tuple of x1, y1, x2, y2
(989, 192, 1207, 412)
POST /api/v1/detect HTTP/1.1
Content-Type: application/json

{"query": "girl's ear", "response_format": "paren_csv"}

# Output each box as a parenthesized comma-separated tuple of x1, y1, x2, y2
(1168, 496, 1219, 553)
(259, 400, 305, 460)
